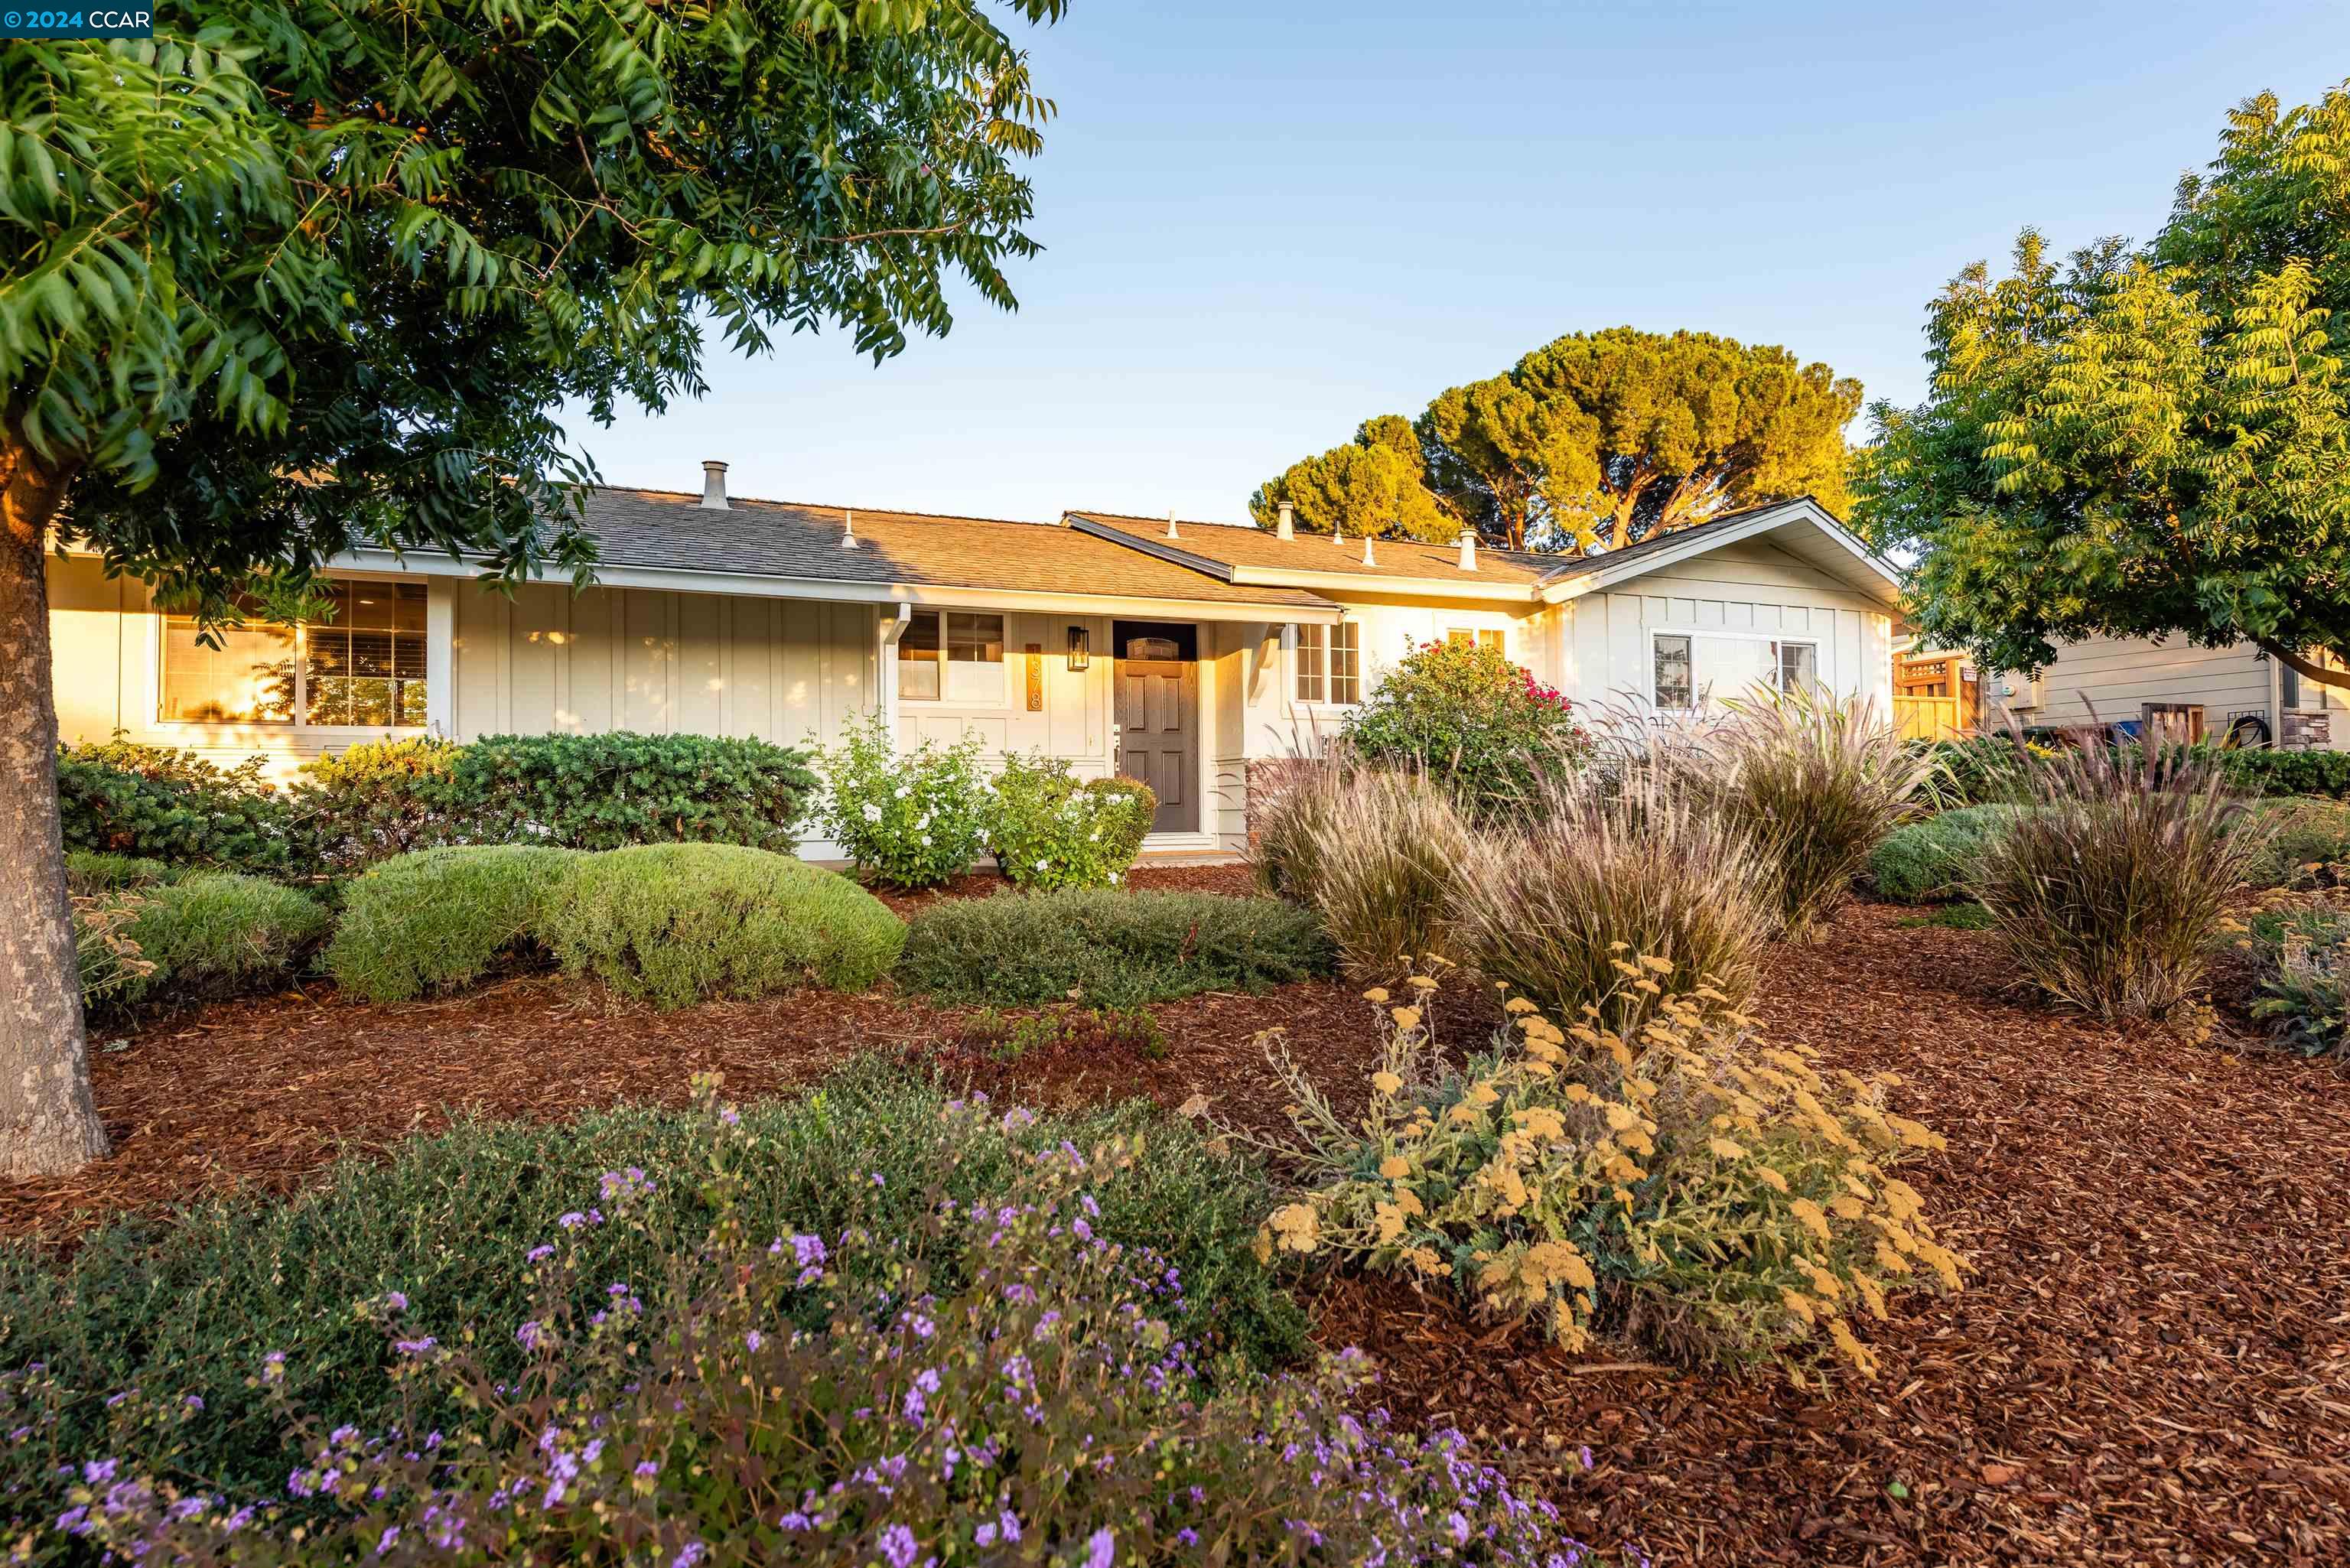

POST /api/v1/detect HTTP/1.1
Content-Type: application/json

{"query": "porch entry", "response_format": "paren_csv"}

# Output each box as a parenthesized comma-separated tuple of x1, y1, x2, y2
(1112, 620, 1199, 834)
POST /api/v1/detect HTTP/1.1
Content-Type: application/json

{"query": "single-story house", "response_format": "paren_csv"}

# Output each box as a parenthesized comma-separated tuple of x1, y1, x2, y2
(1992, 637, 2350, 750)
(44, 466, 1902, 853)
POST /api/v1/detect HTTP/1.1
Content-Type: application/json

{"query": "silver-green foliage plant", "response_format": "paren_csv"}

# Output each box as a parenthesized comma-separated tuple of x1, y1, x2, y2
(1971, 744, 2270, 1022)
(811, 712, 993, 889)
(985, 753, 1156, 891)
(2248, 905, 2350, 1057)
(542, 844, 903, 1007)
(95, 873, 330, 1007)
(325, 845, 580, 1002)
(1868, 805, 2028, 903)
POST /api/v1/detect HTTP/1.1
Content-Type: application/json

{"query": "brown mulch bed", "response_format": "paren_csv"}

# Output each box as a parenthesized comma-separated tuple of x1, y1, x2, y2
(1313, 903, 2350, 1566)
(11, 896, 2349, 1563)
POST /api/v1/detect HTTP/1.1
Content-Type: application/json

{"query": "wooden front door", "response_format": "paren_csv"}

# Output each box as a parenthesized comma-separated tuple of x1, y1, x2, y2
(1112, 620, 1199, 834)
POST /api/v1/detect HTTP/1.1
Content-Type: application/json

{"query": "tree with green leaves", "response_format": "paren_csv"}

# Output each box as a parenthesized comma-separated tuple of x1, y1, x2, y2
(1247, 415, 1459, 541)
(1251, 327, 1858, 551)
(1853, 83, 2350, 695)
(0, 0, 1063, 1175)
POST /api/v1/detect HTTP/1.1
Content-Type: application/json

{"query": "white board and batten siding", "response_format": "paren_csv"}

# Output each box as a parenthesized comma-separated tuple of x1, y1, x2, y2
(1557, 535, 1894, 711)
(448, 581, 877, 747)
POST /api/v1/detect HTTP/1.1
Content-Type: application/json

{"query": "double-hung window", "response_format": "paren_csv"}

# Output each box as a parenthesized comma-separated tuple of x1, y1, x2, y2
(1294, 621, 1361, 704)
(1446, 627, 1505, 655)
(160, 579, 428, 728)
(897, 609, 1006, 704)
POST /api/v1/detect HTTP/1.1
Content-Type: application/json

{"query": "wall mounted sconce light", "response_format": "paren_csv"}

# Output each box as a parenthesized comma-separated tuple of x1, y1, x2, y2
(1066, 626, 1091, 672)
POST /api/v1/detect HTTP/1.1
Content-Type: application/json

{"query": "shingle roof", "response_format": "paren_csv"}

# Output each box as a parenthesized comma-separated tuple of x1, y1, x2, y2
(571, 489, 1335, 610)
(1064, 510, 1557, 589)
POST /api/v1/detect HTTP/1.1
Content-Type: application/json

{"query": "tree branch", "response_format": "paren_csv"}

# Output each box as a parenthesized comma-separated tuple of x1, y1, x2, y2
(2257, 637, 2350, 692)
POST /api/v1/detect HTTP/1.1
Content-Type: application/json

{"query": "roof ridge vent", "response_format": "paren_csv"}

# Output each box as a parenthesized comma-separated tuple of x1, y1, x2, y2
(1165, 508, 1179, 540)
(699, 460, 730, 510)
(1362, 532, 1376, 567)
(1457, 531, 1478, 571)
(1275, 501, 1294, 541)
(840, 508, 858, 549)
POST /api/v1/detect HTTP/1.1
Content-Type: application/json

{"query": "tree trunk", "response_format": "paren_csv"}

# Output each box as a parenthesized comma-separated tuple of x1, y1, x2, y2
(0, 438, 109, 1176)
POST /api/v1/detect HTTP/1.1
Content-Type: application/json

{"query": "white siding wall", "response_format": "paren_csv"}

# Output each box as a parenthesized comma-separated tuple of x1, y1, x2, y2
(894, 610, 1115, 773)
(448, 581, 877, 748)
(1994, 635, 2350, 747)
(1557, 537, 1893, 713)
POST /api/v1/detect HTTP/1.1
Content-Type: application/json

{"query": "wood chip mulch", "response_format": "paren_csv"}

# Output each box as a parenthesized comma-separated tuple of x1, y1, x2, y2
(1311, 903, 2350, 1566)
(8, 880, 2348, 1565)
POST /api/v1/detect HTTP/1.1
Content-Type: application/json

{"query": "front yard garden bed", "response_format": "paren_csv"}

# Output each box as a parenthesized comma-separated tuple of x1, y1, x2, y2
(11, 898, 2348, 1563)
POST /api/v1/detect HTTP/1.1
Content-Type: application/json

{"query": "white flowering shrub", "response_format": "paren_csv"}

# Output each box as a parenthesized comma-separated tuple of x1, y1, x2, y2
(811, 712, 992, 888)
(987, 753, 1156, 891)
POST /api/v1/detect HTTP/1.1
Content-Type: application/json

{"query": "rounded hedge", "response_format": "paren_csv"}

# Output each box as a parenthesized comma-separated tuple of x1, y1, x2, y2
(1867, 805, 2026, 903)
(113, 873, 331, 1004)
(326, 845, 581, 1002)
(543, 844, 903, 1007)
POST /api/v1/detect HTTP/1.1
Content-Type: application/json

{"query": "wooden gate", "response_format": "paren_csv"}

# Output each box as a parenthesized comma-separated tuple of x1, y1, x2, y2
(1893, 695, 1961, 742)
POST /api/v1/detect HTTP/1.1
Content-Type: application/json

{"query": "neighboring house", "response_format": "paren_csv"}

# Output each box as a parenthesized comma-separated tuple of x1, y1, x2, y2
(1991, 636, 2349, 750)
(44, 469, 1901, 853)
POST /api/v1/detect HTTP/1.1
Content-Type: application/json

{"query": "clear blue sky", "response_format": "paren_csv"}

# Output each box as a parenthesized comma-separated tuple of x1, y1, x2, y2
(571, 0, 2348, 525)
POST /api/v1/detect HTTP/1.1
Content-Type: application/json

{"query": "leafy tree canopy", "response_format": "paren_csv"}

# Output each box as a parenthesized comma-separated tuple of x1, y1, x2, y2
(1249, 328, 1859, 551)
(3, 0, 1063, 616)
(1246, 415, 1458, 542)
(0, 0, 1063, 1177)
(1853, 83, 2350, 691)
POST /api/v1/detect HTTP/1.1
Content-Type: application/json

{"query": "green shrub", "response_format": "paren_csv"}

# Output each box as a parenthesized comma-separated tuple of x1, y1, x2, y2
(2242, 797, 2350, 888)
(2205, 743, 2350, 799)
(295, 734, 465, 869)
(69, 890, 157, 1013)
(1451, 765, 1778, 1031)
(47, 1082, 1577, 1567)
(0, 1062, 1307, 1524)
(809, 710, 991, 887)
(2247, 903, 2350, 1057)
(542, 844, 902, 1007)
(61, 851, 179, 894)
(1251, 760, 1474, 975)
(897, 887, 1333, 1007)
(55, 739, 304, 873)
(1972, 745, 2270, 1021)
(1868, 805, 2026, 902)
(1262, 966, 1958, 1377)
(1672, 690, 1932, 939)
(97, 873, 331, 1007)
(325, 845, 580, 1002)
(985, 753, 1156, 890)
(1340, 638, 1593, 821)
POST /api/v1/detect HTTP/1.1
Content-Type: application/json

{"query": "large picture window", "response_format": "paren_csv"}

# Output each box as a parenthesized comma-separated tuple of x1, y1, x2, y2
(160, 580, 427, 728)
(897, 609, 1006, 704)
(1294, 620, 1361, 704)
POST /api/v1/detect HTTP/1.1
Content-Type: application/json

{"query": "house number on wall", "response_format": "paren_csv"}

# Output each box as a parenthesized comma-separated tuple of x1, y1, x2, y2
(1025, 645, 1043, 711)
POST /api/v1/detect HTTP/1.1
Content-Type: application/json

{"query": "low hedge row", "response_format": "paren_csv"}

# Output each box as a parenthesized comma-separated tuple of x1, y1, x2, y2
(56, 731, 820, 878)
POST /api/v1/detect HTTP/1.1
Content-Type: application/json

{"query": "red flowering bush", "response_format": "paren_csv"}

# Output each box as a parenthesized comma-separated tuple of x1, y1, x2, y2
(1340, 639, 1591, 821)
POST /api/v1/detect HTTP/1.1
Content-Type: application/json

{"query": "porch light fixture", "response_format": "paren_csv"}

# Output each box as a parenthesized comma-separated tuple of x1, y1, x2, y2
(1066, 626, 1090, 672)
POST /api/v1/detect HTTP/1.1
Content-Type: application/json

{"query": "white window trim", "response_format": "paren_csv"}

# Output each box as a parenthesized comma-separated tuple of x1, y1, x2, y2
(895, 606, 1012, 710)
(150, 571, 433, 738)
(1646, 626, 1822, 712)
(1291, 618, 1362, 711)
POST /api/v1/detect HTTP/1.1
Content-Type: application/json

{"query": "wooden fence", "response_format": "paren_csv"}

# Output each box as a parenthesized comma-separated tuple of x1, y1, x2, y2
(1893, 694, 1963, 742)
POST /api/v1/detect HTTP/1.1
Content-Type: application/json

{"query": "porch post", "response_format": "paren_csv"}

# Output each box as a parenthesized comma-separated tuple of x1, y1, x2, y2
(877, 601, 912, 738)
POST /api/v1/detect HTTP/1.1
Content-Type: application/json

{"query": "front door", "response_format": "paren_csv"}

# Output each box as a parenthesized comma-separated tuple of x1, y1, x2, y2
(1112, 620, 1199, 834)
